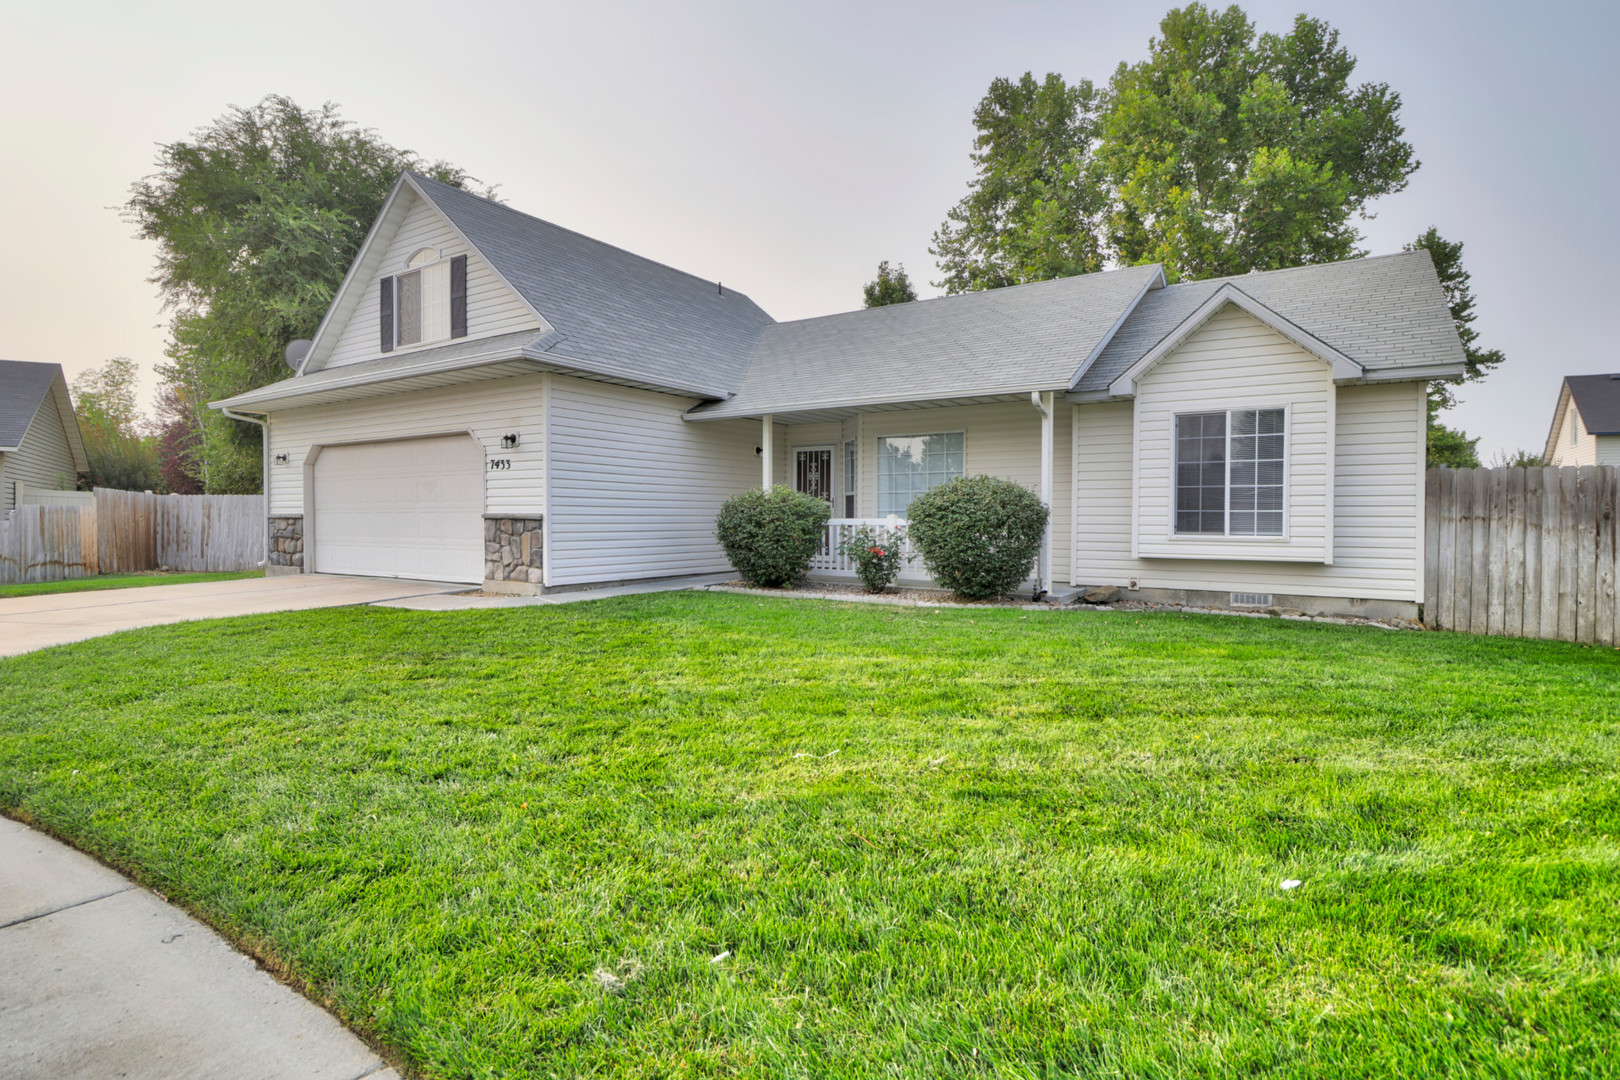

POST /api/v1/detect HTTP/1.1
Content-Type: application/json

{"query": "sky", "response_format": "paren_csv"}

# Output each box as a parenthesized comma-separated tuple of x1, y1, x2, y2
(2, 0, 1615, 460)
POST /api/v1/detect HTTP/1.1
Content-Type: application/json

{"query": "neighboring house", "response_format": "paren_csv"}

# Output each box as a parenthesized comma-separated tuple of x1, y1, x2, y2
(0, 360, 88, 515)
(1543, 374, 1620, 467)
(214, 172, 1465, 617)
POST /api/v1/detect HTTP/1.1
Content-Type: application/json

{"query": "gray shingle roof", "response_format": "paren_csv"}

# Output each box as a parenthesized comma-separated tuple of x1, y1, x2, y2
(1074, 251, 1464, 394)
(691, 264, 1162, 419)
(1566, 374, 1620, 436)
(409, 174, 775, 397)
(0, 359, 62, 448)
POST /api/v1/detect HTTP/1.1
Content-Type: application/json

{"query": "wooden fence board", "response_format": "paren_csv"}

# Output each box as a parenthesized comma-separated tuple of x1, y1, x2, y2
(1, 491, 262, 584)
(1486, 468, 1507, 636)
(1522, 467, 1543, 640)
(1423, 466, 1618, 646)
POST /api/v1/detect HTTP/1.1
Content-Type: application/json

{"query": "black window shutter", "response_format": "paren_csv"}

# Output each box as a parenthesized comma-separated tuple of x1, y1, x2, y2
(379, 277, 395, 352)
(450, 255, 468, 338)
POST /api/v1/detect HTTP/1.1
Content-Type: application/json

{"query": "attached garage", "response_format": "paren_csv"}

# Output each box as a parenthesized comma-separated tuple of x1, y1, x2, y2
(311, 434, 485, 583)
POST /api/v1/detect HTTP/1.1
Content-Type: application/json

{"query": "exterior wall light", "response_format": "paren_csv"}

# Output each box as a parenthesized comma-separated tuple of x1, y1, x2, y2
(500, 433, 520, 449)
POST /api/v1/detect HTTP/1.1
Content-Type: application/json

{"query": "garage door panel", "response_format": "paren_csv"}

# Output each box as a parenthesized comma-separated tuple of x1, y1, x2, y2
(314, 436, 484, 584)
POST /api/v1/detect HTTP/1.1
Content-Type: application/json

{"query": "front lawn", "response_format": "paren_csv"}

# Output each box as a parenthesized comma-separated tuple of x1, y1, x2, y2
(0, 569, 262, 599)
(1, 595, 1616, 1078)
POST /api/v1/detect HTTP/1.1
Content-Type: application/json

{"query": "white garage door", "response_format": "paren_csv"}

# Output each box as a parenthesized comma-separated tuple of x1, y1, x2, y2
(313, 435, 484, 584)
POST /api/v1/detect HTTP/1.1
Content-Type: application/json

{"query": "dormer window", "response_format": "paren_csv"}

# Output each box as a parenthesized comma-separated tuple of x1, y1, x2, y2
(380, 250, 469, 353)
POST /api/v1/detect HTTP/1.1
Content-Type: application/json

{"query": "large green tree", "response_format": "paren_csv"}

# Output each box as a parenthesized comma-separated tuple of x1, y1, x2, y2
(125, 96, 486, 492)
(930, 73, 1108, 293)
(862, 261, 919, 307)
(1099, 5, 1417, 280)
(933, 6, 1419, 290)
(71, 358, 162, 492)
(1405, 227, 1503, 467)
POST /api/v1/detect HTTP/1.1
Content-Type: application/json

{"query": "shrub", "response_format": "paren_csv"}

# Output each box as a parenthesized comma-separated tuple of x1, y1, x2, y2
(906, 475, 1048, 600)
(715, 486, 831, 588)
(838, 524, 911, 593)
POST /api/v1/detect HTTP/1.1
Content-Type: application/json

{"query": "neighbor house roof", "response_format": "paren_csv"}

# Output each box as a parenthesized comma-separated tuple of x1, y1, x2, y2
(406, 174, 775, 396)
(1072, 251, 1465, 396)
(688, 265, 1164, 420)
(0, 360, 88, 470)
(0, 360, 60, 449)
(1565, 374, 1620, 435)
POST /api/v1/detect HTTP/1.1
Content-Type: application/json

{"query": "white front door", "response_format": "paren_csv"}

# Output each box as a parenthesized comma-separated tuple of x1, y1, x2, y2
(313, 434, 485, 584)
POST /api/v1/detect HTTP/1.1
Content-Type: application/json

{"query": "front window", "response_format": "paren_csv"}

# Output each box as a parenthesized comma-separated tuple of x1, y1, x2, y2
(877, 432, 964, 517)
(396, 248, 450, 347)
(1175, 408, 1285, 536)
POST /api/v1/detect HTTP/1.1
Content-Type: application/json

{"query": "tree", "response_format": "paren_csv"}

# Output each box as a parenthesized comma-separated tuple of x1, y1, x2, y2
(72, 358, 162, 491)
(124, 95, 489, 493)
(154, 384, 205, 495)
(1490, 448, 1544, 469)
(1404, 228, 1504, 466)
(1097, 5, 1418, 281)
(862, 261, 918, 307)
(930, 73, 1108, 293)
(1426, 421, 1481, 469)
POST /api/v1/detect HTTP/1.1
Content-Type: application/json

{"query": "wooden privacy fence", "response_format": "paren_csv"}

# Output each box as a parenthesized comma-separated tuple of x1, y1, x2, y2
(1425, 466, 1618, 646)
(0, 489, 264, 584)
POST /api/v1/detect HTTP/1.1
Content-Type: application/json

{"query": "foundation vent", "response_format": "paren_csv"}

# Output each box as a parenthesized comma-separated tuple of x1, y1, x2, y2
(1231, 592, 1273, 608)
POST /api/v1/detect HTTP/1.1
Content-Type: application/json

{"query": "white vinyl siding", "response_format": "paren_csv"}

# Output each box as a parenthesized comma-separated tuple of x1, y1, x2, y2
(321, 191, 540, 369)
(1549, 401, 1598, 467)
(1598, 436, 1620, 466)
(3, 397, 78, 513)
(1073, 380, 1426, 601)
(546, 376, 761, 587)
(264, 375, 546, 518)
(1134, 306, 1332, 563)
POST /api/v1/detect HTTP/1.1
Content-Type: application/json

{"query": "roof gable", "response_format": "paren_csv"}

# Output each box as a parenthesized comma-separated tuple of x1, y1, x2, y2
(1565, 374, 1620, 436)
(406, 174, 776, 397)
(1074, 251, 1465, 397)
(302, 178, 548, 374)
(0, 361, 86, 471)
(1106, 283, 1361, 397)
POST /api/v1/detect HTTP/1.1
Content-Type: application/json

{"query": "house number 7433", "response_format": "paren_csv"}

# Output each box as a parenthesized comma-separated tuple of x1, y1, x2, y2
(488, 458, 513, 471)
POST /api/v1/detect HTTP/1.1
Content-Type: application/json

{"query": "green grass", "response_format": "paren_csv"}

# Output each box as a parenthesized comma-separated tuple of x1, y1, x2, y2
(0, 570, 262, 599)
(2, 594, 1617, 1078)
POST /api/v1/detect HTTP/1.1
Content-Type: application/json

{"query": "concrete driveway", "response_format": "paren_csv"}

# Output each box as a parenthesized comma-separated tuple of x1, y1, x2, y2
(0, 575, 468, 658)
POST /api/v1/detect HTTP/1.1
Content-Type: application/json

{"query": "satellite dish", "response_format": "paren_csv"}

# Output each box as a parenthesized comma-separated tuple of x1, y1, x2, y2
(284, 340, 313, 370)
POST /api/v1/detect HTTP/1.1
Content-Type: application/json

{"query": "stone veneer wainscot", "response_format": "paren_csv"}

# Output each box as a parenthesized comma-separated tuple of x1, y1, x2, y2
(486, 516, 543, 585)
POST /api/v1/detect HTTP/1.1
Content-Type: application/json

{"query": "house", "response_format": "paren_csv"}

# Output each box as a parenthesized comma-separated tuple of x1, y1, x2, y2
(0, 360, 88, 515)
(214, 173, 1465, 618)
(1543, 374, 1620, 467)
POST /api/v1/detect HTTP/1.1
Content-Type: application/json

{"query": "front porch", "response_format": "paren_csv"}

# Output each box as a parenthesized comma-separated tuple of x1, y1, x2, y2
(744, 393, 1065, 593)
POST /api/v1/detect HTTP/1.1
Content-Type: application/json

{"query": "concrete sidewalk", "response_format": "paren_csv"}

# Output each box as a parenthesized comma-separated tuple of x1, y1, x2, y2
(0, 816, 398, 1080)
(0, 575, 467, 657)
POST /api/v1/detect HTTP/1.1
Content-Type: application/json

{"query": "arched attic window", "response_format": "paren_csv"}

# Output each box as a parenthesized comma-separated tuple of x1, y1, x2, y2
(381, 248, 469, 351)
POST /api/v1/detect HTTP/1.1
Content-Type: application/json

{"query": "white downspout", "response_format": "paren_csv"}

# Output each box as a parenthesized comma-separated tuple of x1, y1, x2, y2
(761, 414, 774, 489)
(1031, 391, 1053, 598)
(220, 406, 271, 569)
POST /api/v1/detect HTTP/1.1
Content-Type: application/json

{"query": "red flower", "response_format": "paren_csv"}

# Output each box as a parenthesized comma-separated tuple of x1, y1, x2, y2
(869, 547, 885, 556)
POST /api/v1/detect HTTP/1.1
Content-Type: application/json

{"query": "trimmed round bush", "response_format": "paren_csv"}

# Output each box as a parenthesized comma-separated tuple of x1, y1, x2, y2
(715, 485, 831, 588)
(906, 475, 1048, 600)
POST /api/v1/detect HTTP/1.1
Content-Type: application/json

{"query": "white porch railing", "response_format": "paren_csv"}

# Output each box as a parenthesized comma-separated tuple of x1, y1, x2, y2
(809, 517, 916, 575)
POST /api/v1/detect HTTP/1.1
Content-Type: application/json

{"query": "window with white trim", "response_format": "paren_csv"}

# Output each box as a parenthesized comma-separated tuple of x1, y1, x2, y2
(1175, 408, 1285, 536)
(877, 433, 964, 517)
(396, 247, 450, 347)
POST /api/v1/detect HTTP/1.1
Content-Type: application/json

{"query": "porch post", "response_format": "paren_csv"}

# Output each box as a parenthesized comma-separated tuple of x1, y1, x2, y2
(1033, 391, 1054, 596)
(761, 414, 774, 489)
